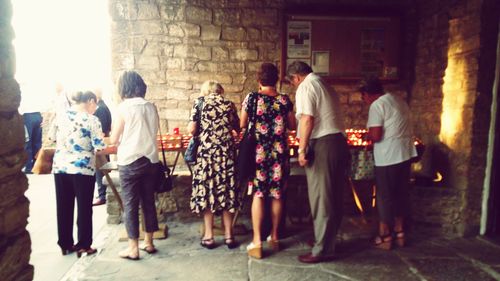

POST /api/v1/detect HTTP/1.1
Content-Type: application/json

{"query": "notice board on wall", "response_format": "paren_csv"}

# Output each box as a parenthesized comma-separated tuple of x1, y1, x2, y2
(283, 14, 401, 81)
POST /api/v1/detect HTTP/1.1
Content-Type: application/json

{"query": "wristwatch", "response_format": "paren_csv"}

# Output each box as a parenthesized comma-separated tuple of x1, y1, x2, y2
(298, 148, 306, 155)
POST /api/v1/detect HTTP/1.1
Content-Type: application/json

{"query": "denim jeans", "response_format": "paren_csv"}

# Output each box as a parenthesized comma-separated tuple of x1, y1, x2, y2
(23, 112, 43, 173)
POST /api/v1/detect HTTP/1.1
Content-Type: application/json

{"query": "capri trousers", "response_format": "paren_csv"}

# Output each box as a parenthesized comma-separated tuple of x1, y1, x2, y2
(118, 157, 159, 239)
(374, 160, 412, 225)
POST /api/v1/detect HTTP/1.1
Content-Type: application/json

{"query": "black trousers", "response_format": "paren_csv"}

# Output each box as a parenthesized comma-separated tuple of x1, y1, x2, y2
(54, 173, 95, 250)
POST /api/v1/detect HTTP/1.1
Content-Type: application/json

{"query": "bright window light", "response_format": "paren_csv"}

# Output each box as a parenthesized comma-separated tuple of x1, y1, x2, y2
(12, 0, 112, 111)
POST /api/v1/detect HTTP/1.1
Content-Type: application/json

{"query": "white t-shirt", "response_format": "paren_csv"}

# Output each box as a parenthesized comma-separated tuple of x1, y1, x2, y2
(295, 73, 344, 139)
(367, 93, 417, 166)
(116, 97, 159, 166)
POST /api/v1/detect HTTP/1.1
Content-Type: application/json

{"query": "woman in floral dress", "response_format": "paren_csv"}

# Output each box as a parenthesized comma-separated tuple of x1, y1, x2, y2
(188, 80, 240, 249)
(241, 63, 296, 259)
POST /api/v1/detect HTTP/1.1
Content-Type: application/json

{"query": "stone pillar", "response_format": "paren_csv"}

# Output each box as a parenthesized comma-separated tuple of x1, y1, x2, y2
(0, 0, 34, 280)
(411, 0, 499, 236)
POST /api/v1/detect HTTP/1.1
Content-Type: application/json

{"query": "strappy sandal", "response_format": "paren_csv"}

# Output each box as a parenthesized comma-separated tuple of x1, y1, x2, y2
(373, 234, 393, 250)
(140, 244, 158, 254)
(266, 236, 280, 251)
(394, 231, 405, 247)
(224, 237, 239, 249)
(246, 242, 262, 259)
(200, 238, 217, 249)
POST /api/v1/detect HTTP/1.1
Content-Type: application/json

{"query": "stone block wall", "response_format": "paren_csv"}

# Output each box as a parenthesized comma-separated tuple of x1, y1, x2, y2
(106, 0, 421, 226)
(108, 0, 414, 133)
(410, 0, 499, 235)
(0, 0, 34, 280)
(105, 0, 413, 224)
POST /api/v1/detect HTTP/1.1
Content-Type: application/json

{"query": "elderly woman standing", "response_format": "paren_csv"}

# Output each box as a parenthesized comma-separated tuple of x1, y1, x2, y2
(188, 80, 240, 249)
(109, 71, 160, 260)
(52, 90, 106, 257)
(360, 76, 417, 250)
(241, 63, 296, 259)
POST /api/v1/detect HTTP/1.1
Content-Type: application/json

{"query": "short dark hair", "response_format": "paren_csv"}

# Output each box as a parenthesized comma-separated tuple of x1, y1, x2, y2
(287, 61, 313, 77)
(358, 76, 384, 95)
(257, 63, 279, 87)
(71, 90, 97, 104)
(116, 70, 147, 99)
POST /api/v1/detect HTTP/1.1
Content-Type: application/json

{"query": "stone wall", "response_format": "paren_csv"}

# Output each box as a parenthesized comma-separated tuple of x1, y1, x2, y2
(410, 0, 499, 235)
(106, 0, 422, 226)
(106, 0, 500, 236)
(108, 0, 414, 132)
(0, 0, 34, 280)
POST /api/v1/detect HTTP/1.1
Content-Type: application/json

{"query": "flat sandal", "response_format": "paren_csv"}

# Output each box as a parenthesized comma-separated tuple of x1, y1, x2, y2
(373, 234, 392, 250)
(394, 231, 405, 247)
(200, 238, 217, 249)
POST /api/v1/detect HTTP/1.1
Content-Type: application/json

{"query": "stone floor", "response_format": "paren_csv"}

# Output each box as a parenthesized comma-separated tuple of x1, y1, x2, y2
(58, 214, 500, 281)
(26, 174, 107, 281)
(26, 174, 500, 281)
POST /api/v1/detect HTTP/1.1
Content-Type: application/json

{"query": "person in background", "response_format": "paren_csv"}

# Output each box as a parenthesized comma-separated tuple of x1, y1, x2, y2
(47, 82, 71, 145)
(92, 88, 112, 206)
(241, 63, 296, 259)
(19, 83, 45, 173)
(52, 90, 105, 257)
(109, 70, 159, 260)
(188, 80, 240, 250)
(360, 76, 417, 250)
(287, 60, 349, 263)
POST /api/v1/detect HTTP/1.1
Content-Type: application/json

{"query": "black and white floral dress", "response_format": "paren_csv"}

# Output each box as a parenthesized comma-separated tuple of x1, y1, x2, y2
(189, 93, 240, 214)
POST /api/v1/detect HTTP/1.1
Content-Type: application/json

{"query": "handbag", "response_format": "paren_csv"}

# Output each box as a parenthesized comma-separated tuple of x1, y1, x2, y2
(184, 98, 204, 165)
(156, 120, 173, 193)
(155, 161, 173, 193)
(350, 148, 375, 181)
(236, 93, 258, 182)
(32, 147, 55, 174)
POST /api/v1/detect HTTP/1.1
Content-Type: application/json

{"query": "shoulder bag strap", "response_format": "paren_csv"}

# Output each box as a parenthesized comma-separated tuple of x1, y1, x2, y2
(248, 92, 258, 135)
(195, 97, 204, 136)
(156, 106, 167, 166)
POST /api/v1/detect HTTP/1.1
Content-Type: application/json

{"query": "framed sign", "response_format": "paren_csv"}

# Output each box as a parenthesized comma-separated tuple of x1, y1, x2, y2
(282, 10, 401, 81)
(312, 51, 330, 75)
(287, 21, 311, 58)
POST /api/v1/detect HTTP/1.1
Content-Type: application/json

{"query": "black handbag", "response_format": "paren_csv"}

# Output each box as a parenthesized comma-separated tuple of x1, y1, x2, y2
(236, 93, 258, 182)
(155, 161, 173, 193)
(184, 98, 204, 165)
(156, 122, 173, 193)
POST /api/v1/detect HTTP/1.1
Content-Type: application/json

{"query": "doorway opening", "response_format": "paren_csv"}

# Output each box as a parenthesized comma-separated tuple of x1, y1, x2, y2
(12, 0, 112, 107)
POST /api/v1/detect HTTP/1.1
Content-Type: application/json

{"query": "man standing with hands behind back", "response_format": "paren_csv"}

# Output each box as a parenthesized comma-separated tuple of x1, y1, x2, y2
(287, 61, 349, 263)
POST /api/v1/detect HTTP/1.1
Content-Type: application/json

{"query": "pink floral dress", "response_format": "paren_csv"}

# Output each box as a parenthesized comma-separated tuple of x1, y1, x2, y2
(242, 92, 293, 199)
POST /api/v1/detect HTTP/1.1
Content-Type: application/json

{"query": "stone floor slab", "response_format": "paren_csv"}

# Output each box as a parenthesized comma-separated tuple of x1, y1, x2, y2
(408, 257, 498, 281)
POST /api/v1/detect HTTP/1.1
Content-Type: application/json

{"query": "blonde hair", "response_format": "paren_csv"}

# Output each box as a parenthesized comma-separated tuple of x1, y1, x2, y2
(200, 80, 223, 96)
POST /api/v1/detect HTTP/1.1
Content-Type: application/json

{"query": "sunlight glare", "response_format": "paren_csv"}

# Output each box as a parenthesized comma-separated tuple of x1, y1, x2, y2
(12, 0, 112, 110)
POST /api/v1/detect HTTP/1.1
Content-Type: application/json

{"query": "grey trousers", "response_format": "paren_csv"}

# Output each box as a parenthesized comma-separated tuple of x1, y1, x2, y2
(118, 157, 159, 239)
(305, 133, 349, 257)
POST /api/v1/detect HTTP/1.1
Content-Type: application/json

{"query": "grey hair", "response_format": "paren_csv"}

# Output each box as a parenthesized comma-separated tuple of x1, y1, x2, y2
(200, 80, 223, 96)
(70, 91, 97, 104)
(286, 60, 313, 76)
